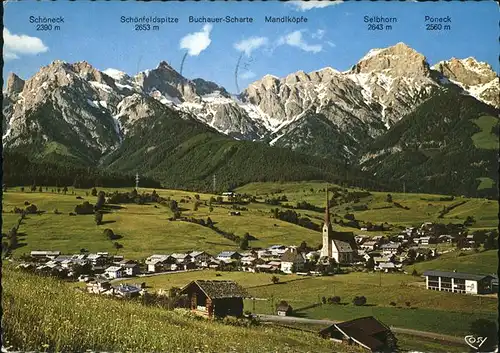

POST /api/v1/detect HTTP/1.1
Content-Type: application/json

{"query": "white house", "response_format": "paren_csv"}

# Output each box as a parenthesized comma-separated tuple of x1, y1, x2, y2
(360, 241, 377, 251)
(189, 251, 213, 266)
(269, 245, 288, 257)
(280, 249, 305, 274)
(379, 242, 402, 256)
(105, 266, 123, 279)
(216, 251, 242, 262)
(171, 253, 192, 264)
(146, 254, 174, 273)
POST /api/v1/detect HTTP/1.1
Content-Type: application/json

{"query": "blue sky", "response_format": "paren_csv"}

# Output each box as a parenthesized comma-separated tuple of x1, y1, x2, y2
(4, 1, 499, 93)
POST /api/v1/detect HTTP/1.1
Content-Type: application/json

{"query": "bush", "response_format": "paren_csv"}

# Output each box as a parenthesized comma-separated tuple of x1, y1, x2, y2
(352, 296, 367, 306)
(75, 201, 94, 215)
(390, 301, 397, 306)
(25, 204, 38, 214)
(321, 296, 327, 304)
(329, 296, 341, 304)
(270, 276, 280, 284)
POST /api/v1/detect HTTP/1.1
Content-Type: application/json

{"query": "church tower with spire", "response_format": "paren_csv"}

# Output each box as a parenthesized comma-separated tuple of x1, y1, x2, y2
(321, 187, 333, 258)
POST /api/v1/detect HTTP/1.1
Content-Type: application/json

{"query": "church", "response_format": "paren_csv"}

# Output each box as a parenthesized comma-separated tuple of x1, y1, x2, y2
(320, 189, 355, 264)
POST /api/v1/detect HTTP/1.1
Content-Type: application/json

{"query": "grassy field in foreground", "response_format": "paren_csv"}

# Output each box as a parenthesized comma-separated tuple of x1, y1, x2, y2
(2, 267, 362, 353)
(2, 182, 497, 260)
(406, 249, 498, 275)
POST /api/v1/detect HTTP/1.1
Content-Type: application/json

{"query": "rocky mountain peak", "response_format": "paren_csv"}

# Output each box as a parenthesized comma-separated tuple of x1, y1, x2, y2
(432, 57, 497, 86)
(352, 42, 431, 77)
(5, 73, 25, 96)
(192, 78, 231, 98)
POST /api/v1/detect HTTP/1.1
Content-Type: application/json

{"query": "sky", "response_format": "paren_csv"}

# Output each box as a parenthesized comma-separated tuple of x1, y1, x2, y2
(4, 0, 499, 93)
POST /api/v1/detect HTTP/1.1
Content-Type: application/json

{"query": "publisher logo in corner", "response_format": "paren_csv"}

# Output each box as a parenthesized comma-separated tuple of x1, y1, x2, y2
(465, 335, 489, 351)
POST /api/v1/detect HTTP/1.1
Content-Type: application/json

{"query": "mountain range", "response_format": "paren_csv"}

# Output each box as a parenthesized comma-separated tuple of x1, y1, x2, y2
(2, 42, 499, 197)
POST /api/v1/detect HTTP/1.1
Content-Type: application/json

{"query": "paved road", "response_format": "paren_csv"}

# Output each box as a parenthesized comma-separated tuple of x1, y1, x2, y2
(256, 314, 465, 344)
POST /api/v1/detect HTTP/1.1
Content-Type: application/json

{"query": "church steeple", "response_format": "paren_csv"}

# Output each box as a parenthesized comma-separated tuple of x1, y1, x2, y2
(321, 186, 333, 258)
(324, 187, 330, 227)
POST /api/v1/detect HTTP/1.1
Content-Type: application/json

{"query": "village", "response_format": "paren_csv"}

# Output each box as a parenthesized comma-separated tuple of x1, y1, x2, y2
(15, 215, 498, 298)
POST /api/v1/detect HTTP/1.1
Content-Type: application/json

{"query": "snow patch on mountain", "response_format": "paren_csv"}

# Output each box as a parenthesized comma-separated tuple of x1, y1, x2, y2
(103, 68, 128, 81)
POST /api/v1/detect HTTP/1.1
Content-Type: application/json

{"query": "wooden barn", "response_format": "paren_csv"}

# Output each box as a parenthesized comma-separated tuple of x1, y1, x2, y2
(179, 280, 247, 318)
(319, 316, 397, 352)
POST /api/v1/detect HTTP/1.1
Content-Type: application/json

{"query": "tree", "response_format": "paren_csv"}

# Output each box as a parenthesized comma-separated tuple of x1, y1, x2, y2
(95, 191, 106, 209)
(330, 296, 341, 304)
(62, 186, 68, 195)
(21, 187, 25, 192)
(206, 217, 213, 227)
(113, 242, 123, 253)
(484, 232, 498, 250)
(365, 257, 375, 270)
(75, 201, 94, 215)
(386, 194, 393, 203)
(353, 296, 367, 306)
(298, 241, 308, 253)
(209, 206, 214, 212)
(271, 275, 280, 284)
(38, 186, 43, 192)
(193, 201, 199, 211)
(411, 269, 419, 276)
(91, 187, 97, 196)
(95, 211, 103, 225)
(407, 248, 417, 263)
(464, 215, 476, 226)
(31, 183, 37, 192)
(25, 204, 38, 214)
(103, 228, 116, 240)
(194, 194, 200, 200)
(240, 233, 249, 250)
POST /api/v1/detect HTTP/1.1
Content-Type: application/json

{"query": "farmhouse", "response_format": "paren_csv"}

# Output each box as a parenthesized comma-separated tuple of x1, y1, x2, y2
(216, 251, 242, 262)
(423, 270, 495, 294)
(189, 251, 213, 265)
(145, 254, 175, 272)
(379, 242, 402, 255)
(121, 263, 141, 276)
(360, 241, 377, 251)
(171, 253, 192, 264)
(269, 245, 288, 256)
(319, 316, 396, 352)
(280, 248, 305, 274)
(86, 279, 113, 295)
(180, 280, 248, 318)
(105, 266, 124, 279)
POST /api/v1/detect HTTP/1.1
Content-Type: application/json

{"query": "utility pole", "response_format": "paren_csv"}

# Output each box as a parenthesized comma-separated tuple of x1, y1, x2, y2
(403, 182, 406, 194)
(213, 174, 216, 194)
(135, 173, 140, 191)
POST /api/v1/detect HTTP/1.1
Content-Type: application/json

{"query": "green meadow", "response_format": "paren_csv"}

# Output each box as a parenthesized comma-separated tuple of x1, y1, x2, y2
(2, 182, 498, 260)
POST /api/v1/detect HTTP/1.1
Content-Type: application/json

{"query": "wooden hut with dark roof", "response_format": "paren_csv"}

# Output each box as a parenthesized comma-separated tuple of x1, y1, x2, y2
(179, 280, 248, 318)
(319, 316, 397, 352)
